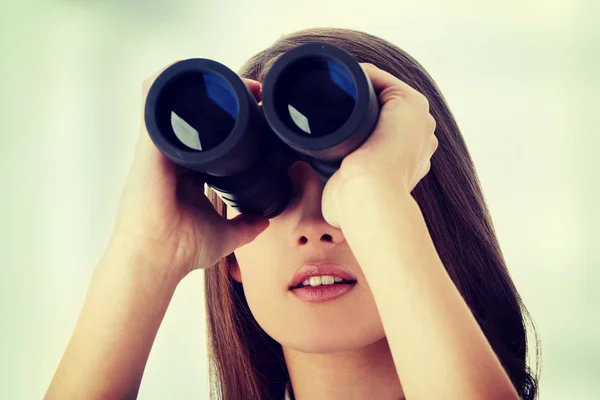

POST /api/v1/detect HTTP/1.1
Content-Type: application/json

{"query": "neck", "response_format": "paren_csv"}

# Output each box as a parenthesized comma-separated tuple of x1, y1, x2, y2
(282, 337, 405, 400)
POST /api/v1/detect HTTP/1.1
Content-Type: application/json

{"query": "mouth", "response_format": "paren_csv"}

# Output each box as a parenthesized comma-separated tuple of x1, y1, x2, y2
(289, 279, 357, 302)
(288, 260, 358, 303)
(289, 276, 357, 290)
(288, 261, 357, 289)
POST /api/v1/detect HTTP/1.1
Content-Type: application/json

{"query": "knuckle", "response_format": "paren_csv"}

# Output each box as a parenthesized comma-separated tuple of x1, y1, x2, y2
(427, 113, 437, 132)
(361, 62, 377, 70)
(431, 133, 439, 153)
(414, 92, 430, 110)
(141, 61, 179, 93)
(381, 86, 409, 103)
(142, 77, 153, 93)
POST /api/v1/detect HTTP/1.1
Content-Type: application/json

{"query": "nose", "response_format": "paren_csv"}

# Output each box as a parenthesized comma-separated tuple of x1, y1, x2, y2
(293, 216, 345, 248)
(286, 161, 346, 248)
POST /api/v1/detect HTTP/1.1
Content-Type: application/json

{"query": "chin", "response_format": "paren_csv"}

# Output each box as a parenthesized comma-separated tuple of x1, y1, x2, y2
(245, 287, 386, 354)
(274, 322, 386, 354)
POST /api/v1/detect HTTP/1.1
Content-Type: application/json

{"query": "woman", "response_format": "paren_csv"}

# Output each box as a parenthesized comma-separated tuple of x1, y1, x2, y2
(45, 28, 540, 399)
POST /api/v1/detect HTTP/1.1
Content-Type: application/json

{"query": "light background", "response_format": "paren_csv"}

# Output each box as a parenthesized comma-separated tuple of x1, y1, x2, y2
(1, 0, 598, 399)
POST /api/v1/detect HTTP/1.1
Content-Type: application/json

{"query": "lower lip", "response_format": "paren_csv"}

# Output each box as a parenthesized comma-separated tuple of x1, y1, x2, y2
(290, 283, 356, 302)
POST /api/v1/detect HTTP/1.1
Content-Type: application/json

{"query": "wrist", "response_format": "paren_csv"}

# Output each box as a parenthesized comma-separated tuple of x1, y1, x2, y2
(101, 238, 184, 294)
(48, 237, 180, 399)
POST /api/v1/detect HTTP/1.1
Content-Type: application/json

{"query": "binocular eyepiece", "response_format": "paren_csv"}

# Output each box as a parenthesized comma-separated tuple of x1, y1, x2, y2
(144, 42, 380, 218)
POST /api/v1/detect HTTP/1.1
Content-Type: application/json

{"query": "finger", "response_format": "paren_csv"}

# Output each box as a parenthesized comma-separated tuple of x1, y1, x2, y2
(243, 78, 262, 102)
(175, 164, 194, 177)
(423, 160, 431, 177)
(431, 133, 439, 155)
(321, 170, 343, 229)
(226, 213, 270, 250)
(360, 62, 420, 100)
(141, 61, 181, 115)
(134, 61, 181, 171)
(138, 61, 180, 147)
(176, 174, 208, 207)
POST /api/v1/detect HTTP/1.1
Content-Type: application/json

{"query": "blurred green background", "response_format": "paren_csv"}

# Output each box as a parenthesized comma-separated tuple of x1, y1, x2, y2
(1, 0, 598, 398)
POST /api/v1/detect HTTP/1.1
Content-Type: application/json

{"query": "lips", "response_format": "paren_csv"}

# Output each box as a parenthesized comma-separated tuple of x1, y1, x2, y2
(288, 261, 357, 290)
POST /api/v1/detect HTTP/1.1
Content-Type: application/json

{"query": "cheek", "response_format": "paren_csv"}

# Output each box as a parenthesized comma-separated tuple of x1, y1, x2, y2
(237, 247, 386, 353)
(275, 289, 386, 353)
(233, 233, 287, 340)
(230, 208, 386, 353)
(233, 223, 280, 275)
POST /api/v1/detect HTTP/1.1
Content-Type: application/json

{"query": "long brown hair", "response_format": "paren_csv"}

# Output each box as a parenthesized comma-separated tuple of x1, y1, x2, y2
(204, 27, 541, 400)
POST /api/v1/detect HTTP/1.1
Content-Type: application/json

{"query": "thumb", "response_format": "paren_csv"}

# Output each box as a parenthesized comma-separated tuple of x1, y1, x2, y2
(225, 213, 270, 251)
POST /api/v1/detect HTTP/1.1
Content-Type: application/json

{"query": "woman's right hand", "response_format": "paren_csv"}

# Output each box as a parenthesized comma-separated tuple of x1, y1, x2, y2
(109, 65, 270, 284)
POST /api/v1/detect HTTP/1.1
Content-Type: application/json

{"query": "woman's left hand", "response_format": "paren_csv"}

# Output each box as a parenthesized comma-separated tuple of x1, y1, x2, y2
(322, 63, 438, 228)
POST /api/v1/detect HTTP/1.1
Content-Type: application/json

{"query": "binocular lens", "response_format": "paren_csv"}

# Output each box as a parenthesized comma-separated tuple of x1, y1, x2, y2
(156, 71, 239, 152)
(274, 57, 356, 138)
(144, 43, 379, 219)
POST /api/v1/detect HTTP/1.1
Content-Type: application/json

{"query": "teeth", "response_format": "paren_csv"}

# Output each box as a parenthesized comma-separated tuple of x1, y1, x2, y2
(321, 276, 334, 285)
(301, 275, 346, 287)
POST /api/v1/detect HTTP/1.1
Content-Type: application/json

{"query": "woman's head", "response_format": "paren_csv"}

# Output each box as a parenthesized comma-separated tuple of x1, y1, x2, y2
(227, 160, 385, 355)
(204, 27, 540, 400)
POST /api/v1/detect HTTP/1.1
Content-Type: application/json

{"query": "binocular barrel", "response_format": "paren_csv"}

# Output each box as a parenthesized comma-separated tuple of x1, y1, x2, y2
(144, 42, 379, 219)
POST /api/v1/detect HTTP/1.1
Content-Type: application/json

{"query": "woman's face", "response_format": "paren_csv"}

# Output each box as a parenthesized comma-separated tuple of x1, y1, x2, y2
(228, 160, 385, 354)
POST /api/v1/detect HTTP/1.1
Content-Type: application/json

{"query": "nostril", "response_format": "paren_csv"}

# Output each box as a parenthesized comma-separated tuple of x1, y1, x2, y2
(297, 234, 334, 245)
(321, 234, 332, 242)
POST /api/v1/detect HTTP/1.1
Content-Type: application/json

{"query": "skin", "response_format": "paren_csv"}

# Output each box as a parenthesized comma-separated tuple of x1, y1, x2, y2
(44, 62, 519, 400)
(228, 159, 401, 399)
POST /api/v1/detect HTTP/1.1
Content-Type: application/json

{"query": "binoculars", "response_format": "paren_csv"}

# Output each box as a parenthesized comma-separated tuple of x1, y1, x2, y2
(144, 42, 380, 218)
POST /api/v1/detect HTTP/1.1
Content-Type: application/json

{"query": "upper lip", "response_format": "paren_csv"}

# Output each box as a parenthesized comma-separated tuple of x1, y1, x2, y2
(288, 260, 357, 289)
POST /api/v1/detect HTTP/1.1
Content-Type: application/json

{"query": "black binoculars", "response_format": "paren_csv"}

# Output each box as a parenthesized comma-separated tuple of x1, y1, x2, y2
(144, 42, 380, 218)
